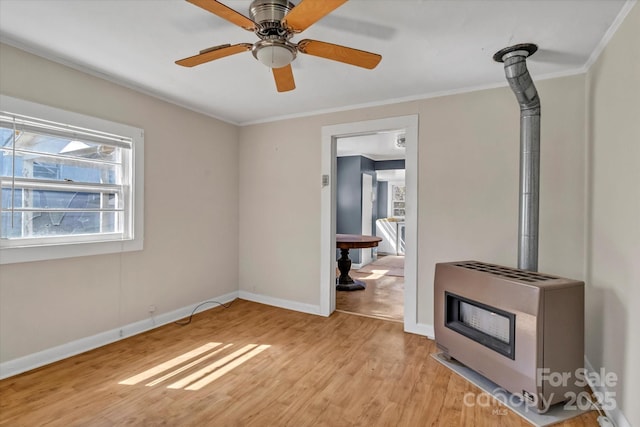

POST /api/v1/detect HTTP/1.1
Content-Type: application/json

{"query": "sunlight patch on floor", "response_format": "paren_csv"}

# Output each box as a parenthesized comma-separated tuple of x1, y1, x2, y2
(118, 342, 220, 385)
(184, 345, 270, 390)
(118, 342, 270, 390)
(145, 344, 233, 387)
(366, 270, 390, 277)
(358, 270, 389, 280)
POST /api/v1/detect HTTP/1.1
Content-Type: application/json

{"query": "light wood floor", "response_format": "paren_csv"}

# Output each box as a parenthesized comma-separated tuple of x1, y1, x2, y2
(336, 255, 404, 322)
(336, 270, 404, 322)
(0, 300, 597, 426)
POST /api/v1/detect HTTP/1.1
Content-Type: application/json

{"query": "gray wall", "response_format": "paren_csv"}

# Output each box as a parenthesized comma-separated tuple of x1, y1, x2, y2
(336, 155, 377, 263)
(377, 181, 388, 219)
(375, 159, 405, 170)
(336, 156, 362, 237)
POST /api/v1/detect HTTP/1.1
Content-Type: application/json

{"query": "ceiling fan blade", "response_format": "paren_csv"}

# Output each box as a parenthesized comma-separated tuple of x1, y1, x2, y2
(176, 43, 252, 67)
(297, 39, 381, 69)
(186, 0, 257, 31)
(272, 64, 296, 92)
(282, 0, 348, 33)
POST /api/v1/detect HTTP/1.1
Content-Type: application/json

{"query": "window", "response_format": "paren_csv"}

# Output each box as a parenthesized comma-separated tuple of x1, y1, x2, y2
(0, 95, 143, 264)
(391, 184, 405, 217)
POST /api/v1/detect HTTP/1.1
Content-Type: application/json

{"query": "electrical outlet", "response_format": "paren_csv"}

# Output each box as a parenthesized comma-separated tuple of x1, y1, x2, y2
(148, 304, 156, 314)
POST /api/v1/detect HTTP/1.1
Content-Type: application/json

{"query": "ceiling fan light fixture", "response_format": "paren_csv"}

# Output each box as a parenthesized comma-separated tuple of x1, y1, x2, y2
(252, 40, 297, 68)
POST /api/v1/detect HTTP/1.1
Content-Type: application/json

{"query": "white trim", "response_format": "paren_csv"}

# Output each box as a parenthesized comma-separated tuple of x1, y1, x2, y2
(320, 131, 337, 316)
(0, 239, 141, 264)
(0, 95, 144, 264)
(584, 356, 631, 427)
(402, 116, 419, 335)
(238, 290, 322, 316)
(405, 322, 435, 339)
(582, 0, 637, 72)
(320, 115, 420, 335)
(0, 291, 239, 380)
(239, 69, 589, 127)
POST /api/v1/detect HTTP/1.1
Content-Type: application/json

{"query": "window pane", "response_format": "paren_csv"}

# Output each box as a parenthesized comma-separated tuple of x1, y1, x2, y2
(2, 187, 122, 239)
(0, 127, 13, 148)
(1, 210, 118, 238)
(21, 190, 122, 210)
(0, 147, 14, 177)
(2, 189, 121, 210)
(1, 148, 120, 184)
(1, 212, 21, 238)
(1, 127, 121, 161)
(1, 187, 21, 209)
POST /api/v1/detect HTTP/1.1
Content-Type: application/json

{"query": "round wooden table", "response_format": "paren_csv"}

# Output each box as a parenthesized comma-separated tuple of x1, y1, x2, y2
(336, 234, 382, 291)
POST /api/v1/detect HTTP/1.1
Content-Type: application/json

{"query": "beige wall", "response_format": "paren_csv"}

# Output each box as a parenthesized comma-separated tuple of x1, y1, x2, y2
(586, 3, 639, 426)
(0, 43, 240, 362)
(239, 73, 587, 325)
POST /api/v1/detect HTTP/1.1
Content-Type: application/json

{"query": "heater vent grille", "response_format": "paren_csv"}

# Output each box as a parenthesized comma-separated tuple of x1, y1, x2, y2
(453, 261, 555, 283)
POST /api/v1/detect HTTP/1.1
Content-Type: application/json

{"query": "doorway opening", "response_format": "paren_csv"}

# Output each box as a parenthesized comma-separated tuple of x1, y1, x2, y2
(320, 115, 418, 332)
(334, 133, 406, 322)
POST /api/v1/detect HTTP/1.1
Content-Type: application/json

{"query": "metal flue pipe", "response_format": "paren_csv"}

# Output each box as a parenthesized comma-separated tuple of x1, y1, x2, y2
(494, 43, 540, 272)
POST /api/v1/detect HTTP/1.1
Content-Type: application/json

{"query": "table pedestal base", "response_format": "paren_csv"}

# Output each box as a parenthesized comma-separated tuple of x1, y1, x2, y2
(336, 248, 366, 291)
(336, 280, 366, 292)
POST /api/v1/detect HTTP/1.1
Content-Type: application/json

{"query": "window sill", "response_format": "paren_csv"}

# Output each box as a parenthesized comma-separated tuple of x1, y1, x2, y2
(0, 238, 143, 264)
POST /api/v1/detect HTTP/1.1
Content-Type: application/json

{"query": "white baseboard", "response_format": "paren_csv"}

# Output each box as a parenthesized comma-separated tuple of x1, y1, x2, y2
(404, 322, 435, 339)
(238, 290, 322, 316)
(0, 291, 239, 380)
(584, 356, 631, 427)
(239, 290, 436, 341)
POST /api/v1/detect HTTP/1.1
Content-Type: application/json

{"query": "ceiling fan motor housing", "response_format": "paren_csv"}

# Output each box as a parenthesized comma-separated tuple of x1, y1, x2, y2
(249, 0, 295, 35)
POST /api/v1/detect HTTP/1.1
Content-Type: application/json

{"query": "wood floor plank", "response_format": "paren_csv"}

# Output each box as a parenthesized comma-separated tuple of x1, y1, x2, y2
(0, 299, 598, 426)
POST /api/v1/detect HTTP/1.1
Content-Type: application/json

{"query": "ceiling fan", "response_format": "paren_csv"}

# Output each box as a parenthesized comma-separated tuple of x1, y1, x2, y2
(175, 0, 382, 92)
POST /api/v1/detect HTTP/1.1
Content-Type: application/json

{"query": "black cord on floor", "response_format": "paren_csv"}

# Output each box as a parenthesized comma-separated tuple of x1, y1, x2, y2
(174, 299, 235, 326)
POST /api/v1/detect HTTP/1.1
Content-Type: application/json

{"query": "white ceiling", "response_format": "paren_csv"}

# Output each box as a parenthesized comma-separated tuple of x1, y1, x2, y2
(337, 132, 405, 161)
(0, 0, 630, 125)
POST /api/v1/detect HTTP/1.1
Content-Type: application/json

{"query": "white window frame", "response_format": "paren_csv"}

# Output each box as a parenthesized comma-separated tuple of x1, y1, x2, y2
(0, 95, 144, 264)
